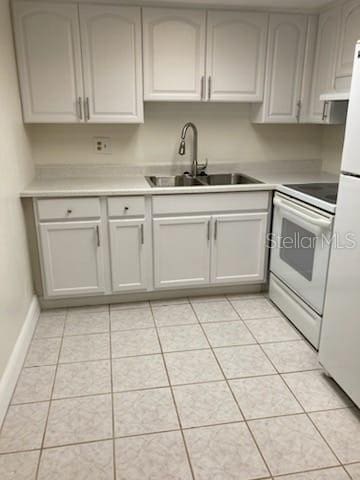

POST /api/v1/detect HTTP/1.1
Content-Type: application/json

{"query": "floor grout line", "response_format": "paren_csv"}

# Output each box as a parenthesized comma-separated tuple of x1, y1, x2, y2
(149, 301, 197, 480)
(6, 390, 353, 421)
(255, 316, 349, 472)
(273, 464, 352, 479)
(190, 299, 360, 477)
(188, 301, 274, 479)
(1, 298, 358, 478)
(106, 304, 117, 480)
(34, 306, 68, 480)
(18, 352, 324, 373)
(0, 312, 62, 436)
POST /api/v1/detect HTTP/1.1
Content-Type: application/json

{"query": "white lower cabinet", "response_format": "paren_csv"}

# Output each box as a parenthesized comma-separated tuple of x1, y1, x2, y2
(211, 213, 268, 284)
(35, 193, 270, 300)
(39, 221, 106, 297)
(153, 216, 211, 288)
(153, 209, 269, 290)
(109, 219, 147, 292)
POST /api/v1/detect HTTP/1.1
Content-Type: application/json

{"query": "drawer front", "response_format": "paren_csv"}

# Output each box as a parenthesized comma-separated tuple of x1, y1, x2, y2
(153, 192, 270, 215)
(37, 198, 101, 221)
(108, 197, 145, 217)
(269, 273, 321, 348)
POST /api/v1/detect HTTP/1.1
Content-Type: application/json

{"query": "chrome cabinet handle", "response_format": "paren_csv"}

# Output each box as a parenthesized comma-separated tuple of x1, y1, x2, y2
(66, 209, 72, 216)
(208, 76, 212, 101)
(140, 224, 144, 245)
(96, 225, 100, 247)
(77, 97, 83, 120)
(322, 101, 329, 121)
(201, 76, 205, 101)
(84, 97, 90, 121)
(214, 219, 218, 240)
(207, 220, 210, 241)
(296, 100, 301, 123)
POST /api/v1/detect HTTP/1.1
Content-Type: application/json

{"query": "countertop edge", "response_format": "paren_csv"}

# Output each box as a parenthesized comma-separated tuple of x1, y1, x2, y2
(20, 183, 277, 198)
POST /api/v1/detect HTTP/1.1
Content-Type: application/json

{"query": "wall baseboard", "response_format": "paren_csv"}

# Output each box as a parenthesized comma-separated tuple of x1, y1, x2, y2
(0, 295, 40, 427)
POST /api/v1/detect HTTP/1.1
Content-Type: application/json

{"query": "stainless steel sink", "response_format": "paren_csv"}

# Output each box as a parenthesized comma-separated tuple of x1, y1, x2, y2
(145, 173, 261, 188)
(146, 175, 204, 187)
(198, 173, 261, 185)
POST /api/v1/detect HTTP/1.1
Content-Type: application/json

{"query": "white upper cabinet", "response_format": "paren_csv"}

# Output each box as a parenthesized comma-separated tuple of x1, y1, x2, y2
(206, 11, 268, 102)
(252, 14, 307, 123)
(298, 16, 318, 123)
(308, 8, 340, 122)
(13, 2, 143, 123)
(79, 5, 143, 123)
(142, 8, 206, 101)
(13, 1, 355, 123)
(13, 2, 83, 123)
(336, 0, 360, 85)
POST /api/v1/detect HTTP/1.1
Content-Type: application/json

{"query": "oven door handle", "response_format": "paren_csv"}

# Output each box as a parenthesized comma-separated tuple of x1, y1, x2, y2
(273, 197, 332, 229)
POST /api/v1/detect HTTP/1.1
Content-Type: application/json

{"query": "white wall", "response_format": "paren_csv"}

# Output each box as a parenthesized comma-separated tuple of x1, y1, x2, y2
(28, 102, 323, 168)
(0, 0, 35, 378)
(321, 124, 345, 174)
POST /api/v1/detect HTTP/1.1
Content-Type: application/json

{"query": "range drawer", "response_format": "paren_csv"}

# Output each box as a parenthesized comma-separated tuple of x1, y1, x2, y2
(37, 198, 101, 221)
(108, 197, 145, 217)
(152, 192, 270, 215)
(269, 273, 321, 348)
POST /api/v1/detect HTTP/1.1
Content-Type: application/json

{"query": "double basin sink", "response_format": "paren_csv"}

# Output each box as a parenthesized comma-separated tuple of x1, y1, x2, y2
(146, 173, 261, 188)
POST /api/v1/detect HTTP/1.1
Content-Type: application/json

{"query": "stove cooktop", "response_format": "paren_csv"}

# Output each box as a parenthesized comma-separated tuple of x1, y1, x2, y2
(283, 182, 339, 205)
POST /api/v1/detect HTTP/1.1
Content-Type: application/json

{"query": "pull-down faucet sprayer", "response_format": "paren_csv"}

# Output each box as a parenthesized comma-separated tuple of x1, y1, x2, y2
(178, 122, 207, 178)
(178, 140, 186, 156)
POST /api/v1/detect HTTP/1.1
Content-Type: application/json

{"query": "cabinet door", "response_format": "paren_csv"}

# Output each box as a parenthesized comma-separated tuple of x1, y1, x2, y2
(39, 221, 105, 297)
(143, 8, 206, 101)
(211, 213, 268, 284)
(308, 8, 340, 123)
(109, 219, 147, 292)
(153, 216, 210, 288)
(79, 5, 143, 123)
(336, 0, 360, 79)
(256, 14, 307, 123)
(13, 2, 83, 123)
(299, 16, 319, 123)
(206, 11, 268, 102)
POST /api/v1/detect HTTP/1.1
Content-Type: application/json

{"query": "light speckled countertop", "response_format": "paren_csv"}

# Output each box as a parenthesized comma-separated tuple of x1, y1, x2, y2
(21, 160, 339, 197)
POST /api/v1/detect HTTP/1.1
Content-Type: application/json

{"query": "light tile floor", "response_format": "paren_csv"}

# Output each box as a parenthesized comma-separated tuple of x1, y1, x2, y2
(0, 294, 359, 480)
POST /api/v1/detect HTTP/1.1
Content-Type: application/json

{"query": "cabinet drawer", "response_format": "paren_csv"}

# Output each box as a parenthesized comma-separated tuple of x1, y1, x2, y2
(152, 192, 270, 215)
(37, 198, 101, 221)
(108, 197, 145, 217)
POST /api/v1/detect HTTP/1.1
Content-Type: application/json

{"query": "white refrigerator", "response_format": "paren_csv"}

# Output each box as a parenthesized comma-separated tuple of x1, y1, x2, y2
(319, 42, 360, 408)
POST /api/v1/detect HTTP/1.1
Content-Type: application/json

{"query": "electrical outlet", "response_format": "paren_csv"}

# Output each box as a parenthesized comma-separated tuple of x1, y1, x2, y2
(93, 137, 112, 154)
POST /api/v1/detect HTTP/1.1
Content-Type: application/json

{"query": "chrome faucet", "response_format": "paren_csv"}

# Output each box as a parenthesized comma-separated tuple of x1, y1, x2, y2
(178, 122, 207, 177)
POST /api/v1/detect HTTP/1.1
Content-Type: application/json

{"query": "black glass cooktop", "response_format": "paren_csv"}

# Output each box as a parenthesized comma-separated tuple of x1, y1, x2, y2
(284, 183, 339, 204)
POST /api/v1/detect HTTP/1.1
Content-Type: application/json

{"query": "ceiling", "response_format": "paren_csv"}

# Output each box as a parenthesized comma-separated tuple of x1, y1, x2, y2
(138, 0, 336, 11)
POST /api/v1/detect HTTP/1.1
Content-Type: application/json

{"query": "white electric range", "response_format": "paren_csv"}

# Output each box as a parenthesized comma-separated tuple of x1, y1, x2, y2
(269, 182, 338, 348)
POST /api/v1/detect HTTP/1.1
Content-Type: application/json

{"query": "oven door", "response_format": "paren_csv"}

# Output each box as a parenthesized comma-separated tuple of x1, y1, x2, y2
(270, 193, 333, 315)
